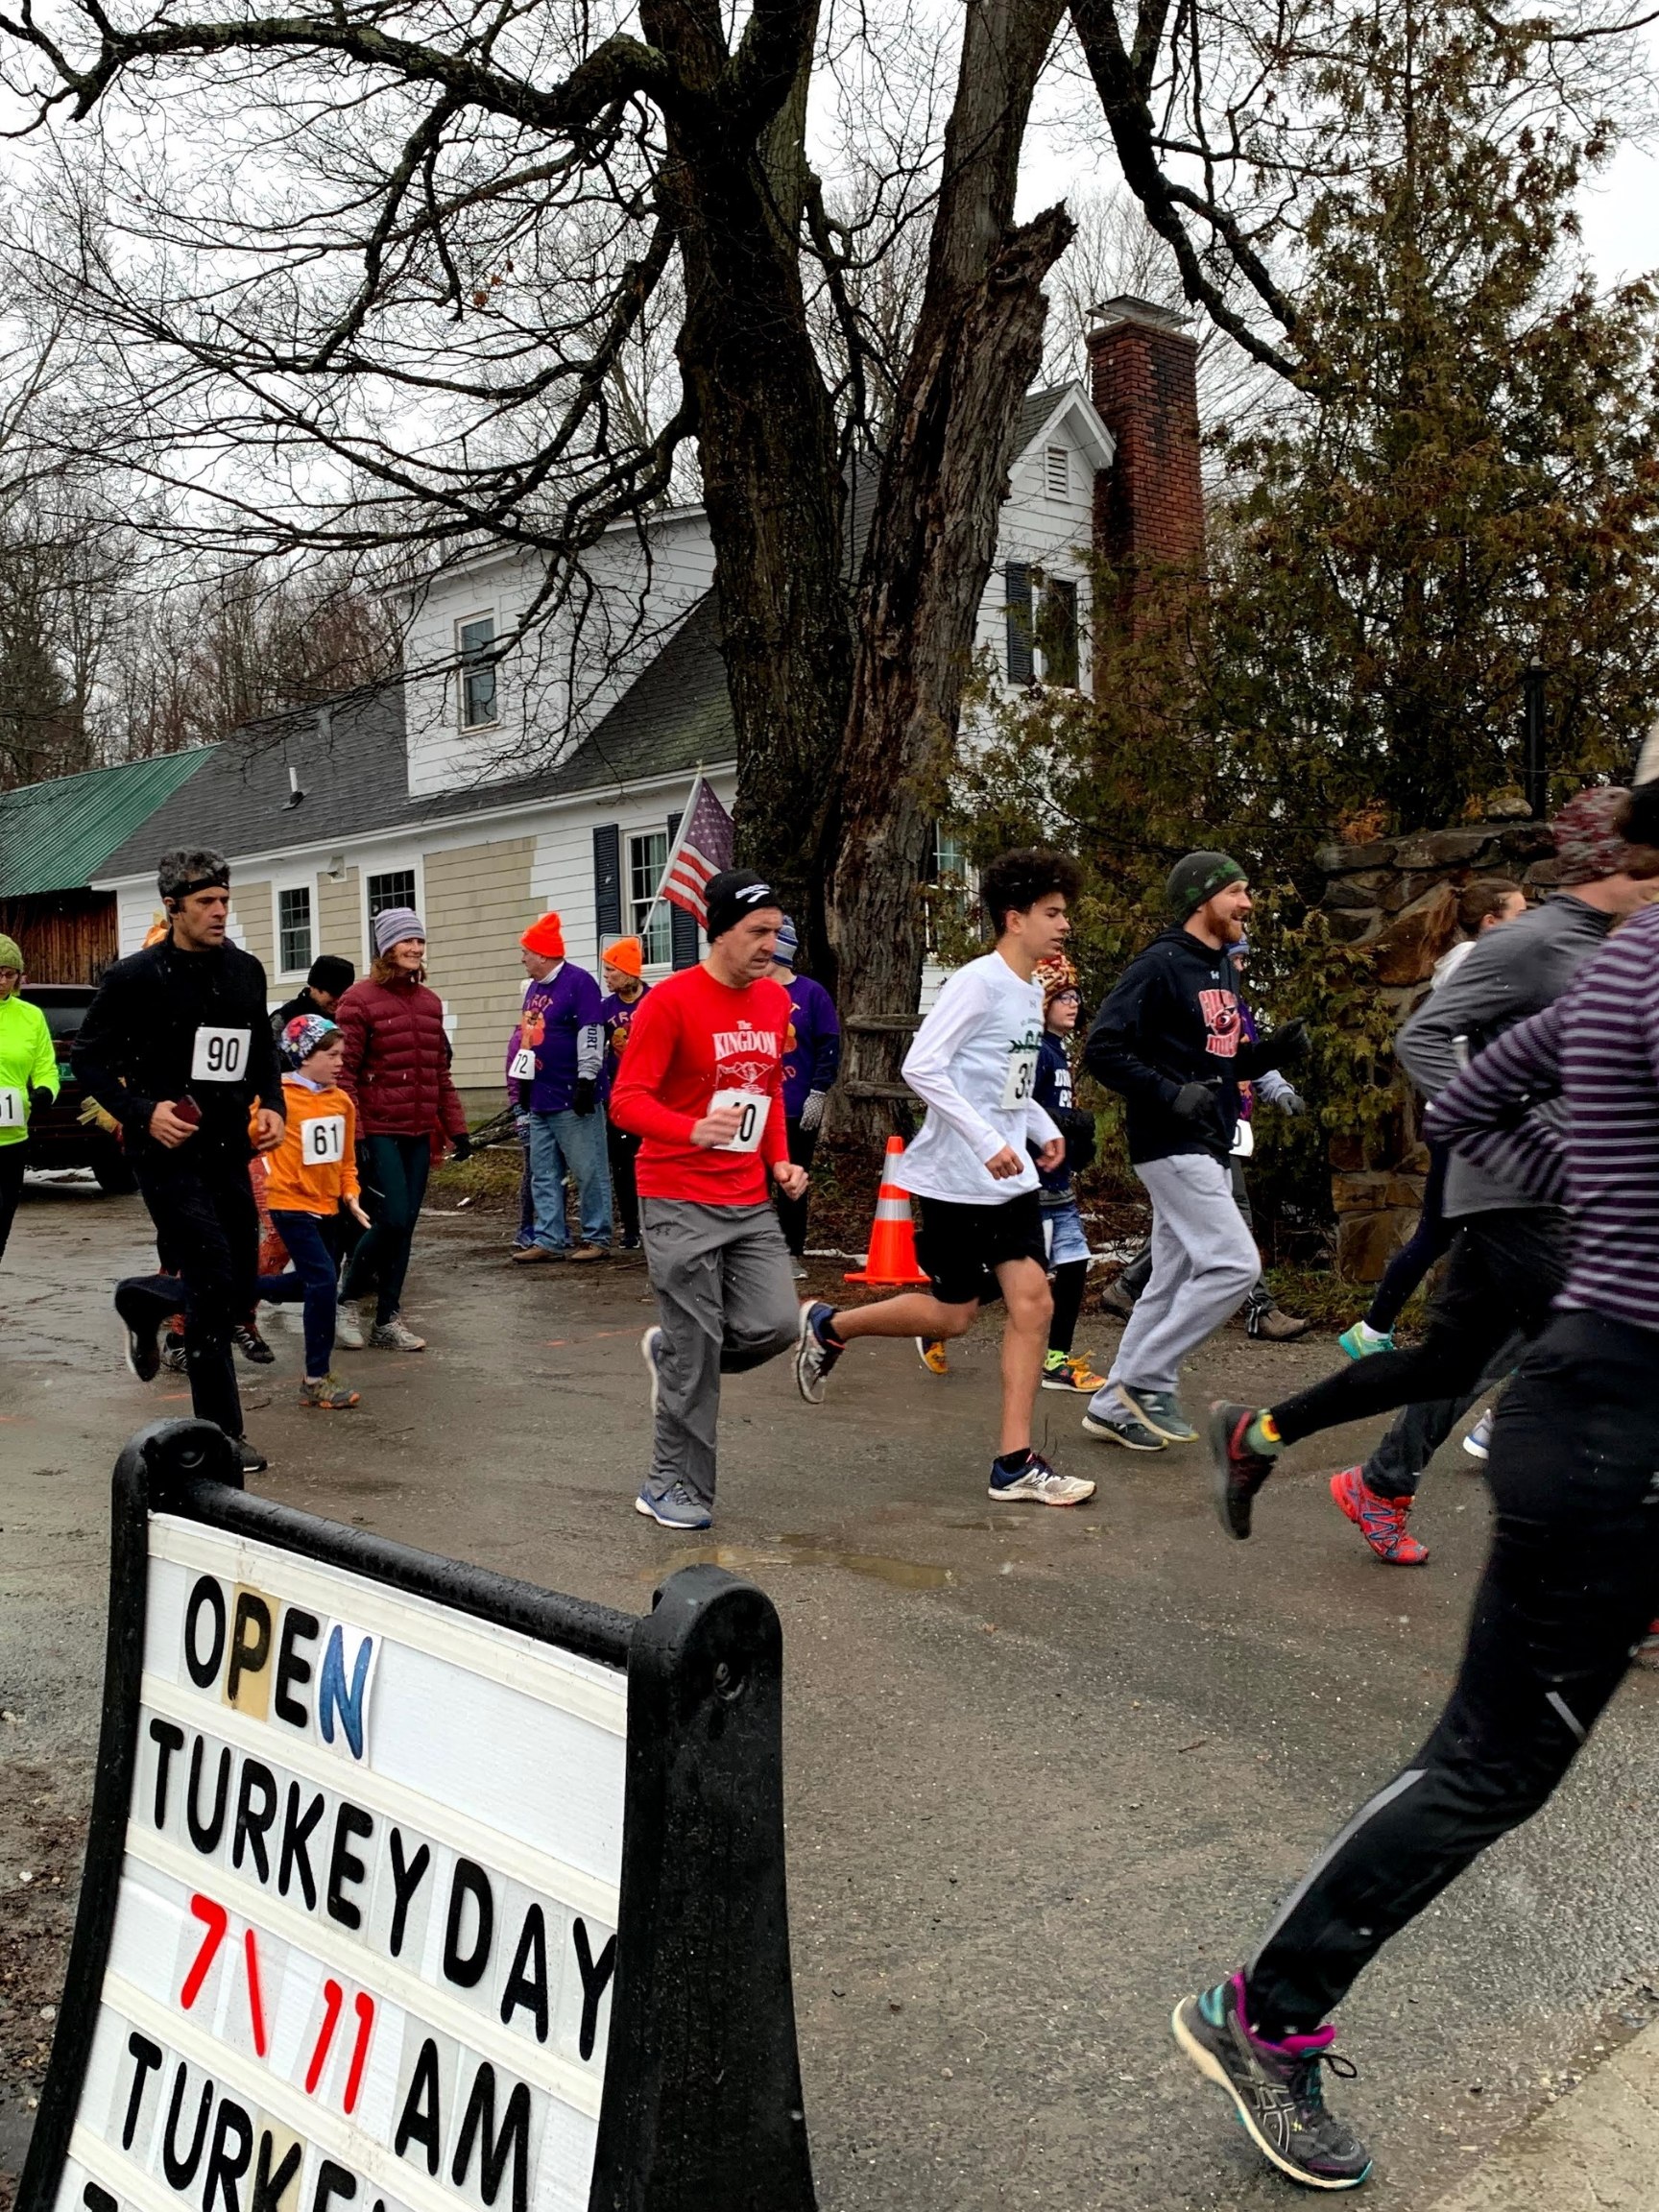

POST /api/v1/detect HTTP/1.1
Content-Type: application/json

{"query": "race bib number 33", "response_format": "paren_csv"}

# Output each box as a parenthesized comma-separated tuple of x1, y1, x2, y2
(999, 1046, 1038, 1112)
(709, 1087, 769, 1154)
(190, 1025, 250, 1083)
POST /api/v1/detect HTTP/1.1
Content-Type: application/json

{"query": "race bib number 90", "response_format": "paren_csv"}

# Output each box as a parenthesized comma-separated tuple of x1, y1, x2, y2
(0, 1088, 22, 1129)
(303, 1114, 347, 1166)
(190, 1025, 250, 1083)
(999, 1046, 1038, 1111)
(709, 1087, 769, 1154)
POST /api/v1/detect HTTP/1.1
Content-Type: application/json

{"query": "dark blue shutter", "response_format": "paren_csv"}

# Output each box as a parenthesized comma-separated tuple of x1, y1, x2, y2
(1004, 564, 1033, 684)
(593, 823, 622, 940)
(666, 811, 699, 970)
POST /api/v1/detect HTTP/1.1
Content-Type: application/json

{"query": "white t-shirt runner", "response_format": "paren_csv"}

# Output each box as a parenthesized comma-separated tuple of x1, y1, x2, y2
(893, 950, 1064, 1204)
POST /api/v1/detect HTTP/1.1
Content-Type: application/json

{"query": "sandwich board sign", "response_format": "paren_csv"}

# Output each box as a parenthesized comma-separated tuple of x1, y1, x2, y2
(20, 1420, 816, 2212)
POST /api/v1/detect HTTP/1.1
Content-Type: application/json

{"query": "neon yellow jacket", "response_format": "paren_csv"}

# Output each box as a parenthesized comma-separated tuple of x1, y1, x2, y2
(0, 996, 60, 1144)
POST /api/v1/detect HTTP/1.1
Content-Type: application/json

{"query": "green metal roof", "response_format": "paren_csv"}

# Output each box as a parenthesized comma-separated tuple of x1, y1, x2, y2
(0, 749, 217, 897)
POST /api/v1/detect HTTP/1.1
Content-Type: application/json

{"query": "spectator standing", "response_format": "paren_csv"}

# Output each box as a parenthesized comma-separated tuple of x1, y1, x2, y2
(508, 911, 611, 1263)
(771, 915, 841, 1279)
(335, 906, 470, 1349)
(74, 848, 285, 1473)
(269, 954, 356, 1040)
(598, 936, 651, 1251)
(0, 931, 60, 1267)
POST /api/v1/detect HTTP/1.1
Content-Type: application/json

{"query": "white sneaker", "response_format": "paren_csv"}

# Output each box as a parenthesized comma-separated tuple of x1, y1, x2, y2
(370, 1315, 425, 1352)
(1462, 1408, 1494, 1461)
(333, 1304, 365, 1351)
(989, 1452, 1096, 1507)
(640, 1326, 663, 1416)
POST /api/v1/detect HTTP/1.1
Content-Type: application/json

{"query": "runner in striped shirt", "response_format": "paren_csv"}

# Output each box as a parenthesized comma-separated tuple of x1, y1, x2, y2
(1171, 782, 1659, 2193)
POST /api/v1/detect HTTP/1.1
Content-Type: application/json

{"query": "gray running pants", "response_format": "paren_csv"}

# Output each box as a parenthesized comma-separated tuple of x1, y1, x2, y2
(1106, 1153, 1260, 1395)
(640, 1197, 801, 1508)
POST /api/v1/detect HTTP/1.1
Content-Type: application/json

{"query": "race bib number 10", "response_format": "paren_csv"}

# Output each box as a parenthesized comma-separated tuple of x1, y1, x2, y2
(709, 1087, 769, 1154)
(0, 1088, 22, 1129)
(304, 1114, 347, 1166)
(190, 1025, 250, 1083)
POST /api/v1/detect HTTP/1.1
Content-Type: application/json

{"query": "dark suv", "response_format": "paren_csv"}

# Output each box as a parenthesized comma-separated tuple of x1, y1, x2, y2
(20, 982, 138, 1193)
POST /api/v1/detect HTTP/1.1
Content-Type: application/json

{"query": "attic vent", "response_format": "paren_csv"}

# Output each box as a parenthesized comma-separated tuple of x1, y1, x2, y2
(1044, 445, 1070, 499)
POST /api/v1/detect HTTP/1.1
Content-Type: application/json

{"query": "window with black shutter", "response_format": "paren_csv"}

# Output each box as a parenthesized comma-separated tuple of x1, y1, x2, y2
(1004, 563, 1033, 684)
(593, 823, 623, 940)
(1041, 578, 1080, 688)
(665, 810, 700, 969)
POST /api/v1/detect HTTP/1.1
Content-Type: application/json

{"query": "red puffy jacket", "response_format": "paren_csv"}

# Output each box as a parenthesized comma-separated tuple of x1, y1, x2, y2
(335, 975, 468, 1142)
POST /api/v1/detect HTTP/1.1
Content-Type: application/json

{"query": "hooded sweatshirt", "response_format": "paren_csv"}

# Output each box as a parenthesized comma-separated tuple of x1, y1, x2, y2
(1085, 927, 1275, 1165)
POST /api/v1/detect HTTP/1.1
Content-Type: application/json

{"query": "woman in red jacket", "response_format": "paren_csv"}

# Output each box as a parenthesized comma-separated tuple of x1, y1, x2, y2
(336, 906, 469, 1349)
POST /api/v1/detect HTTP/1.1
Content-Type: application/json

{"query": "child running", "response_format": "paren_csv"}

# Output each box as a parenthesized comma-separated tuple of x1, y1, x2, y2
(255, 1015, 370, 1409)
(795, 849, 1095, 1507)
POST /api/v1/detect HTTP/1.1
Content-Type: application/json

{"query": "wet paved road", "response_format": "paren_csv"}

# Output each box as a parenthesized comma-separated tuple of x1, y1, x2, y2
(4, 1173, 1659, 2209)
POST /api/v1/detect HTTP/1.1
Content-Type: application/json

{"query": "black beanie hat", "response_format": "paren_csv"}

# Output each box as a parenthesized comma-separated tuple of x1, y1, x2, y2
(307, 954, 356, 995)
(1622, 781, 1659, 850)
(704, 868, 781, 941)
(1166, 850, 1246, 920)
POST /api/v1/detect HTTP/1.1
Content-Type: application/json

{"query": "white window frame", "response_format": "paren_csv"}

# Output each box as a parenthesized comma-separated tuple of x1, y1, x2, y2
(1044, 444, 1070, 500)
(274, 880, 316, 980)
(456, 609, 501, 733)
(626, 827, 674, 971)
(360, 854, 427, 967)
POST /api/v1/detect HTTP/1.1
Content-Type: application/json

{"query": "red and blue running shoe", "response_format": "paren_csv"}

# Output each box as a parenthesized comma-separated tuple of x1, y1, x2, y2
(1331, 1466, 1429, 1565)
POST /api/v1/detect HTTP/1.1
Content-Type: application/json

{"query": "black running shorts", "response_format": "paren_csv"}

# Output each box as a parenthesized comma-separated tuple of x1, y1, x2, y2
(915, 1190, 1046, 1308)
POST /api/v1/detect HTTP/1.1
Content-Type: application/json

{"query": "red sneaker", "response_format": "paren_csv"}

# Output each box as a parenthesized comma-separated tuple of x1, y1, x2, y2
(1331, 1467, 1429, 1565)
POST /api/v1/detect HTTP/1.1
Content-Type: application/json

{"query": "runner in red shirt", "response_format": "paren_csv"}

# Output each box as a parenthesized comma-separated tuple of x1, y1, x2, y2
(608, 869, 808, 1527)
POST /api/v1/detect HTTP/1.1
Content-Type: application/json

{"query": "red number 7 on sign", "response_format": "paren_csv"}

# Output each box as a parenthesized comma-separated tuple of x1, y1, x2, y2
(183, 1893, 374, 2109)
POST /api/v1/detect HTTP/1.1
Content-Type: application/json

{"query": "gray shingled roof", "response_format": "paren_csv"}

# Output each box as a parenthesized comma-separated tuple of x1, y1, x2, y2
(96, 594, 734, 880)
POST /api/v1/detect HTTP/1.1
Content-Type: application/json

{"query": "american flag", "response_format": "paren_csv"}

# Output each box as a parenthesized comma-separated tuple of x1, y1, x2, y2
(658, 775, 735, 924)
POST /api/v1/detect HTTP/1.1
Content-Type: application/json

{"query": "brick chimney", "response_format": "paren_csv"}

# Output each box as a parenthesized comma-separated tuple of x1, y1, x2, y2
(1086, 296, 1204, 596)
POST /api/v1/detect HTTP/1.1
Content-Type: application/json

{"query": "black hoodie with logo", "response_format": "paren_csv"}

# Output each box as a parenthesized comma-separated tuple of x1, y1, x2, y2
(1084, 926, 1278, 1166)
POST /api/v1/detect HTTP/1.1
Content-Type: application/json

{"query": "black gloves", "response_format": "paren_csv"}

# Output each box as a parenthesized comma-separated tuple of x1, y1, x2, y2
(28, 1086, 53, 1114)
(1171, 1082, 1226, 1141)
(451, 1131, 473, 1164)
(572, 1076, 597, 1118)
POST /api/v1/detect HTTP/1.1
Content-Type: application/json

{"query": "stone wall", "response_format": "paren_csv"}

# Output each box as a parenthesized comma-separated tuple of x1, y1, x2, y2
(1315, 805, 1557, 1279)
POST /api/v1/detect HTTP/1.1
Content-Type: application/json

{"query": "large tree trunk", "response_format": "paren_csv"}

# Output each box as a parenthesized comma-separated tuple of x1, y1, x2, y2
(826, 0, 1071, 1140)
(644, 0, 852, 927)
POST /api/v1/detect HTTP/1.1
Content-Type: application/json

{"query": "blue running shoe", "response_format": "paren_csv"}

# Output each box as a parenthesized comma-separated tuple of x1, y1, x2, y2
(634, 1483, 712, 1530)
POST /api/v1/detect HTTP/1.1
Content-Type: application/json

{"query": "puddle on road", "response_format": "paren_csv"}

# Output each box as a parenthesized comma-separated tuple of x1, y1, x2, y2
(639, 1535, 953, 1591)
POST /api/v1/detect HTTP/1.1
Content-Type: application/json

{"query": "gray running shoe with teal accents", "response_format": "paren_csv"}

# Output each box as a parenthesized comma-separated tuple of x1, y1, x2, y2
(1172, 1972, 1371, 2191)
(1116, 1383, 1197, 1443)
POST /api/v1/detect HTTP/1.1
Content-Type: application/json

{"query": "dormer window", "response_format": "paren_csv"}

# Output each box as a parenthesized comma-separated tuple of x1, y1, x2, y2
(458, 613, 499, 730)
(1044, 445, 1070, 499)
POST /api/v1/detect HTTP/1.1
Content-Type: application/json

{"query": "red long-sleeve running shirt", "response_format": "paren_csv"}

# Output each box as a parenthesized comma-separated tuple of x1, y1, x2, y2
(607, 963, 790, 1204)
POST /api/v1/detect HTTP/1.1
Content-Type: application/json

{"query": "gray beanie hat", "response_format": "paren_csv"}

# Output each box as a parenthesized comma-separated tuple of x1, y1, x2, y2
(373, 905, 426, 957)
(1166, 851, 1246, 920)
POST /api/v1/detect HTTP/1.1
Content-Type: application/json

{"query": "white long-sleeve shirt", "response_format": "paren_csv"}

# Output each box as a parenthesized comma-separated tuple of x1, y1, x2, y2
(894, 952, 1062, 1203)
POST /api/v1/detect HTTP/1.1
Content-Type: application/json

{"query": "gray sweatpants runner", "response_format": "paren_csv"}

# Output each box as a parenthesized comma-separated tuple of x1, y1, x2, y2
(1105, 1152, 1260, 1396)
(639, 1197, 801, 1508)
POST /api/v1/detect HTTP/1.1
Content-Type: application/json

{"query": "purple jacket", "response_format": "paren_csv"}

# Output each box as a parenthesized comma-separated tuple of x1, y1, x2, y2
(780, 974, 841, 1119)
(598, 983, 651, 1104)
(507, 962, 604, 1114)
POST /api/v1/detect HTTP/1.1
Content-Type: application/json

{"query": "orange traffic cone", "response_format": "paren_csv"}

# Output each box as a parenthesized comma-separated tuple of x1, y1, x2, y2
(844, 1137, 931, 1286)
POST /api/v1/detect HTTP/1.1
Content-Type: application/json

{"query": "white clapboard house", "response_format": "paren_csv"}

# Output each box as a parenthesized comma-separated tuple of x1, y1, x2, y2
(94, 301, 1201, 1111)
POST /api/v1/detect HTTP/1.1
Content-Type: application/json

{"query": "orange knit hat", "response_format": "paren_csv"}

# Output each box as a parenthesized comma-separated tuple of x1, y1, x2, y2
(520, 912, 565, 959)
(602, 936, 643, 978)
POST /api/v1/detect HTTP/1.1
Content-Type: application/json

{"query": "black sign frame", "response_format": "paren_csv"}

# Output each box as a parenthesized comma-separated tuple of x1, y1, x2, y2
(18, 1418, 816, 2212)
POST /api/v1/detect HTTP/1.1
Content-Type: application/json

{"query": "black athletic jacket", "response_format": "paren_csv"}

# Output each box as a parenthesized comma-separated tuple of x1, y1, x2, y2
(1084, 927, 1277, 1165)
(75, 937, 283, 1162)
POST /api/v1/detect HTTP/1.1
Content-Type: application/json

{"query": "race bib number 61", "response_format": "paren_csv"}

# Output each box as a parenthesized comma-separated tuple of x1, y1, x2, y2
(304, 1115, 347, 1166)
(190, 1025, 250, 1083)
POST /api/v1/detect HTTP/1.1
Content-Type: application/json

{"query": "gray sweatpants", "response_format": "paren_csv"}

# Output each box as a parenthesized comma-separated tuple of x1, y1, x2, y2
(1106, 1152, 1260, 1395)
(640, 1197, 801, 1508)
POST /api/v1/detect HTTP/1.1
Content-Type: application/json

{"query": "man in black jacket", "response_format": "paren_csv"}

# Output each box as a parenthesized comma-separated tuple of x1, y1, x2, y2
(269, 953, 355, 1040)
(74, 847, 285, 1474)
(1082, 852, 1307, 1453)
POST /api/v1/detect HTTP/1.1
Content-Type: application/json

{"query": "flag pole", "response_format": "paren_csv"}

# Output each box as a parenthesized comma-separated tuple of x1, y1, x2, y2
(639, 769, 704, 950)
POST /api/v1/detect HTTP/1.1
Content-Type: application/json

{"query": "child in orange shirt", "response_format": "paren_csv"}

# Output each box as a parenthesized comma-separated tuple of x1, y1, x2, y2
(256, 1016, 369, 1407)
